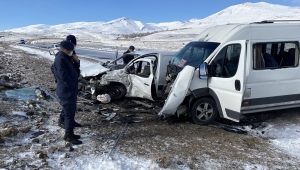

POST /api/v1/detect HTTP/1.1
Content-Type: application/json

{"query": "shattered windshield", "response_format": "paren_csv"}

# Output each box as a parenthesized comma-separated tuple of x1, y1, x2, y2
(171, 42, 220, 68)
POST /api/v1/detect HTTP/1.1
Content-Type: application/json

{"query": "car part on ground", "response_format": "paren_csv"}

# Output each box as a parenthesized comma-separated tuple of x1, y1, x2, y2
(132, 100, 153, 108)
(97, 94, 111, 103)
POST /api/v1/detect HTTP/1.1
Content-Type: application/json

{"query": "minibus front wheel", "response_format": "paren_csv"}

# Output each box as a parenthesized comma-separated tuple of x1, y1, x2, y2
(191, 98, 218, 125)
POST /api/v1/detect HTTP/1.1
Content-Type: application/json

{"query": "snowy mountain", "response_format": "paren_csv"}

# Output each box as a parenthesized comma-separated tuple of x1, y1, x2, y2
(150, 2, 300, 30)
(199, 2, 300, 25)
(7, 17, 163, 40)
(4, 2, 300, 41)
(141, 2, 300, 42)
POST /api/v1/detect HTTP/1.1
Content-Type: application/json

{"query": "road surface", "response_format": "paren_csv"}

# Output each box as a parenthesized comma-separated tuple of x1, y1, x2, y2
(22, 43, 123, 60)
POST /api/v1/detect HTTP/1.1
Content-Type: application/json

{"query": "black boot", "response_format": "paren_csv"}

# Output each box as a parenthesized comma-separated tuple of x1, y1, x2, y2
(58, 119, 82, 128)
(64, 132, 81, 140)
(74, 121, 82, 127)
(64, 132, 82, 145)
(58, 119, 65, 128)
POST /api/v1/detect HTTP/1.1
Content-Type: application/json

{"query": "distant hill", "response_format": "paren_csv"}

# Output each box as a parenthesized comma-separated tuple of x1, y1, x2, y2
(5, 2, 300, 41)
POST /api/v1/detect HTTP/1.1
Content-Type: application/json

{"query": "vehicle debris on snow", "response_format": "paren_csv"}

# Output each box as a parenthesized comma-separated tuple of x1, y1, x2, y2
(97, 94, 111, 103)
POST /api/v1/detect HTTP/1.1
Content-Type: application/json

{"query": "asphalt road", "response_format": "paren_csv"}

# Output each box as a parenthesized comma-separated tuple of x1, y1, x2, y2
(22, 43, 123, 60)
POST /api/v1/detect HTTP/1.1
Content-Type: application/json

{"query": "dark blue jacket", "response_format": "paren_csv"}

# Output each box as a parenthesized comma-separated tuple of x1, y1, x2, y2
(123, 50, 134, 64)
(51, 50, 80, 82)
(52, 51, 80, 98)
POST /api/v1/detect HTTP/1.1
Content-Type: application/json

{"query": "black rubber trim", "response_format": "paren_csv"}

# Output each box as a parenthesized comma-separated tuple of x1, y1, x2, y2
(191, 88, 209, 98)
(187, 95, 195, 117)
(208, 89, 224, 118)
(242, 94, 300, 107)
(225, 108, 242, 121)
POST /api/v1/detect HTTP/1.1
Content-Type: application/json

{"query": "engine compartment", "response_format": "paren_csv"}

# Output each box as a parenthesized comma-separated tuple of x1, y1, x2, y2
(162, 64, 183, 99)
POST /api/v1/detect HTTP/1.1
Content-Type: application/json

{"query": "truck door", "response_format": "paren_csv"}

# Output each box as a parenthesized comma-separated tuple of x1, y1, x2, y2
(208, 40, 246, 122)
(127, 58, 154, 101)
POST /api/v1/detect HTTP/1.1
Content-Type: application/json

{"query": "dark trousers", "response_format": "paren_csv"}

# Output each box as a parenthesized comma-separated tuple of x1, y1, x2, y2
(59, 97, 77, 133)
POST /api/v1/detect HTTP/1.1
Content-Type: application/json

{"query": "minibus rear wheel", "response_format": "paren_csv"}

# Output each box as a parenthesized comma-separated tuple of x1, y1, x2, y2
(191, 98, 218, 125)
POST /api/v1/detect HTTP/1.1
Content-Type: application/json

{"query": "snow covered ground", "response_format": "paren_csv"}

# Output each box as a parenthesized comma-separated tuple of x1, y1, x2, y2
(1, 45, 299, 170)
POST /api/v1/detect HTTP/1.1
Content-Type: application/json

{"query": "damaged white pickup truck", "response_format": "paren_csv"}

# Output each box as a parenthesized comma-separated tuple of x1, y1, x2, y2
(79, 51, 175, 100)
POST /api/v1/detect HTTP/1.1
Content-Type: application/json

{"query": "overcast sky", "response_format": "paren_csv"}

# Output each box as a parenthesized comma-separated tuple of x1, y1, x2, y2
(0, 0, 299, 31)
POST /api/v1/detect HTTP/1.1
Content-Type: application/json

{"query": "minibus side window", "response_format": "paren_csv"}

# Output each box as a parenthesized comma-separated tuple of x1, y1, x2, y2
(253, 42, 299, 69)
(211, 44, 241, 78)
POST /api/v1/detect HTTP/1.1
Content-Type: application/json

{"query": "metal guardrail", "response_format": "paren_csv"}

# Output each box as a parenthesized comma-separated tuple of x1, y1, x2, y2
(18, 44, 122, 58)
(18, 44, 58, 55)
(18, 44, 44, 50)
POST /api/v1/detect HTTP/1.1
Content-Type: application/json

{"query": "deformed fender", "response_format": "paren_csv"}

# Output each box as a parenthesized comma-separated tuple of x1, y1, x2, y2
(100, 70, 129, 85)
(100, 69, 131, 93)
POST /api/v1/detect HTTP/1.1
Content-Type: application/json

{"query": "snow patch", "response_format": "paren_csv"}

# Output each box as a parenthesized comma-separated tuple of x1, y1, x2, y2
(263, 124, 300, 158)
(12, 111, 28, 118)
(49, 154, 160, 170)
(0, 117, 7, 123)
(242, 123, 300, 159)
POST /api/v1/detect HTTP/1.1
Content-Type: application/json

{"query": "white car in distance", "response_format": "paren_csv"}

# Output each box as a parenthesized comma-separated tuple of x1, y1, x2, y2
(48, 44, 60, 55)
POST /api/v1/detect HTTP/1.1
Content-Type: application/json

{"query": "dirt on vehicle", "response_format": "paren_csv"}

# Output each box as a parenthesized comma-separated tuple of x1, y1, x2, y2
(1, 44, 300, 169)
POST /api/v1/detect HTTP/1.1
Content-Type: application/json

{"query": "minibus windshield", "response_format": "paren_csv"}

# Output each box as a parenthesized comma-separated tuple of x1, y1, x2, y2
(170, 42, 220, 68)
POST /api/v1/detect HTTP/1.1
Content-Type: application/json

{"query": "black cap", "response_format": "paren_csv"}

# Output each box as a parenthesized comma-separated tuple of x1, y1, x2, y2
(66, 35, 77, 46)
(129, 45, 135, 50)
(60, 40, 74, 51)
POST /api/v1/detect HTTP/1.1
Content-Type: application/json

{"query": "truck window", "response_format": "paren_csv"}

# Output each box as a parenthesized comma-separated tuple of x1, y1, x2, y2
(170, 42, 220, 68)
(210, 44, 241, 78)
(253, 42, 299, 69)
(135, 61, 151, 78)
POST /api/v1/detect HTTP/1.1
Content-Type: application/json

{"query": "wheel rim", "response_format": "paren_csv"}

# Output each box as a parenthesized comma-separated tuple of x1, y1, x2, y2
(196, 102, 214, 121)
(107, 85, 124, 98)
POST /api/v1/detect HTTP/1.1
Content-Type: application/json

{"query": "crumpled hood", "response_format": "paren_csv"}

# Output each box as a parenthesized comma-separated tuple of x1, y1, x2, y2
(80, 63, 110, 77)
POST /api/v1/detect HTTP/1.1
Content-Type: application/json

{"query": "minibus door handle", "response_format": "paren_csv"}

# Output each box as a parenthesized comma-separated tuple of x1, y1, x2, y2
(235, 80, 241, 91)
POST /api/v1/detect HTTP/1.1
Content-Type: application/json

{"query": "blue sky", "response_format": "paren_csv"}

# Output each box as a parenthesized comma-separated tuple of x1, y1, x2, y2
(0, 0, 299, 31)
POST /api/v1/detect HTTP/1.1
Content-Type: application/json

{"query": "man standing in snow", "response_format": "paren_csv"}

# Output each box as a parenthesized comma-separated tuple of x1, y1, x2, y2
(52, 35, 82, 130)
(123, 45, 135, 64)
(52, 40, 82, 145)
(56, 35, 82, 128)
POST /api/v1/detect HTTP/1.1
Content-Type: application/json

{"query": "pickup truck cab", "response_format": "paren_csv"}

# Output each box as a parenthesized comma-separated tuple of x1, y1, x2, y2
(159, 21, 300, 125)
(80, 50, 175, 100)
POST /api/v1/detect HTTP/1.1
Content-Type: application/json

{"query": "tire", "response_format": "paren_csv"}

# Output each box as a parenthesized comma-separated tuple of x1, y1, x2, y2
(191, 98, 218, 125)
(105, 83, 126, 100)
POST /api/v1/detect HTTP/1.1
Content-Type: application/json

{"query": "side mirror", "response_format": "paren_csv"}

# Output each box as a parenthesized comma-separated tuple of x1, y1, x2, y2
(199, 63, 208, 79)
